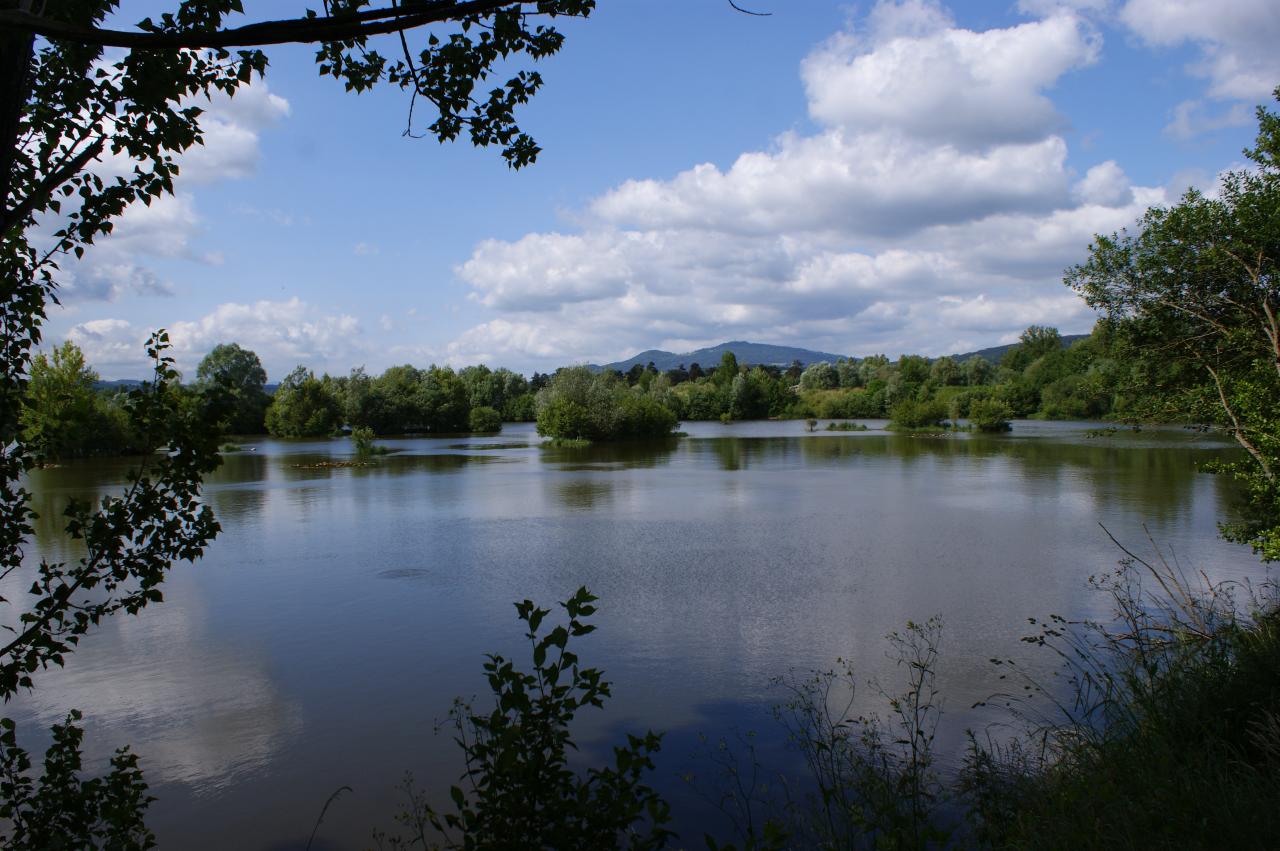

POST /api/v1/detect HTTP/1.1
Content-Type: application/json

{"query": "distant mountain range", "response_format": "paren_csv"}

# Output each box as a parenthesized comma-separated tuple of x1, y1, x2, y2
(948, 334, 1088, 363)
(600, 341, 850, 373)
(596, 335, 1089, 373)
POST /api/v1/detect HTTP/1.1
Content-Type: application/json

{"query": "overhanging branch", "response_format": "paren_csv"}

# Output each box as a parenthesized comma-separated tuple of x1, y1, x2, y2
(0, 1, 541, 50)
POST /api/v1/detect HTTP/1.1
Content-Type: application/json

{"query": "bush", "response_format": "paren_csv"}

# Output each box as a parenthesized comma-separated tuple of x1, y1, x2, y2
(809, 388, 883, 419)
(888, 398, 947, 429)
(963, 549, 1280, 849)
(468, 406, 503, 433)
(535, 368, 677, 441)
(372, 588, 673, 848)
(536, 397, 594, 440)
(350, 425, 388, 456)
(968, 398, 1013, 432)
(615, 396, 677, 437)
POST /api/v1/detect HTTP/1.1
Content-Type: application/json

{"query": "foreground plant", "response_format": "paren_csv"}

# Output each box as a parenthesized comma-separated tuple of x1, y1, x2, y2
(0, 333, 226, 847)
(1068, 88, 1280, 559)
(965, 533, 1280, 848)
(374, 587, 673, 849)
(691, 618, 951, 851)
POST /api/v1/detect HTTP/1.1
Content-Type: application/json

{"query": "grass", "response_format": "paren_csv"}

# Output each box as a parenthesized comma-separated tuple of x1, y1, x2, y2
(542, 437, 592, 447)
(963, 538, 1280, 849)
(825, 421, 869, 432)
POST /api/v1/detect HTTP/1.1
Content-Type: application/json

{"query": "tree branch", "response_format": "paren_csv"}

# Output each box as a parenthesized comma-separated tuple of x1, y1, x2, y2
(0, 2, 553, 50)
(2, 137, 104, 240)
(1204, 361, 1273, 480)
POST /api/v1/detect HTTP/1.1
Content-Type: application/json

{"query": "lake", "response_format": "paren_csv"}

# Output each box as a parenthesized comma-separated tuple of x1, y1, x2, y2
(7, 420, 1264, 848)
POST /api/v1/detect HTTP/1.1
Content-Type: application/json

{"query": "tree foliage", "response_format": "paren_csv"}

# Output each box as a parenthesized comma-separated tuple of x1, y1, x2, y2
(373, 588, 672, 849)
(196, 342, 268, 434)
(535, 367, 677, 441)
(19, 340, 142, 458)
(264, 365, 342, 437)
(1068, 88, 1280, 559)
(0, 712, 155, 850)
(0, 0, 598, 840)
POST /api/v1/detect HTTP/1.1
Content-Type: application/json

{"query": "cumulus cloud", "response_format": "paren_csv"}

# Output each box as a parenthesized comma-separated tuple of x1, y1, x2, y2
(55, 79, 289, 304)
(57, 193, 202, 302)
(67, 298, 362, 380)
(1072, 161, 1134, 207)
(592, 133, 1073, 239)
(444, 2, 1136, 368)
(1164, 99, 1253, 140)
(802, 4, 1099, 148)
(1120, 0, 1280, 101)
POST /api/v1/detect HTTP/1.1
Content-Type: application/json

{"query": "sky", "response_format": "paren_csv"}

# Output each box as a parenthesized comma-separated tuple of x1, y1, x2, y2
(41, 0, 1280, 381)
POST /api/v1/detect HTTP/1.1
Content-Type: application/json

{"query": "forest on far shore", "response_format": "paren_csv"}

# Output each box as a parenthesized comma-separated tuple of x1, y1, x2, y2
(22, 320, 1173, 459)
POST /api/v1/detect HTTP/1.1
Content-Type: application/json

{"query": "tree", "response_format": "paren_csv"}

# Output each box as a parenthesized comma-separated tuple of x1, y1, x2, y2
(962, 355, 993, 386)
(799, 361, 838, 391)
(264, 365, 342, 437)
(1068, 89, 1280, 560)
(20, 340, 137, 458)
(535, 367, 676, 441)
(468, 405, 502, 433)
(713, 351, 739, 387)
(1, 1, 599, 837)
(929, 356, 961, 387)
(196, 343, 268, 434)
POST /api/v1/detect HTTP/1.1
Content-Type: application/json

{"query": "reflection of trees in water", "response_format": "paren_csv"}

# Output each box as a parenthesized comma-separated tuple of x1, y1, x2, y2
(553, 479, 617, 511)
(539, 440, 678, 510)
(703, 437, 799, 471)
(539, 438, 679, 470)
(202, 454, 269, 522)
(24, 458, 147, 559)
(788, 432, 1246, 526)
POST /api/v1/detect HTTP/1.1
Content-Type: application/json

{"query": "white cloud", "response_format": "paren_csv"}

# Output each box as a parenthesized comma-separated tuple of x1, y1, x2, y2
(1164, 99, 1253, 139)
(802, 5, 1100, 148)
(1072, 161, 1134, 207)
(592, 133, 1073, 239)
(55, 79, 289, 304)
(444, 2, 1124, 368)
(1120, 0, 1280, 101)
(461, 231, 637, 310)
(67, 298, 362, 380)
(57, 193, 203, 302)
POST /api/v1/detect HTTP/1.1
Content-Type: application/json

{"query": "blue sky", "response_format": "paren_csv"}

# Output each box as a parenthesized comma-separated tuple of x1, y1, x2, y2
(46, 0, 1280, 380)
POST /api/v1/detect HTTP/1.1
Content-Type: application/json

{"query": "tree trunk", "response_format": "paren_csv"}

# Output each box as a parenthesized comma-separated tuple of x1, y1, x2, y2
(0, 0, 35, 231)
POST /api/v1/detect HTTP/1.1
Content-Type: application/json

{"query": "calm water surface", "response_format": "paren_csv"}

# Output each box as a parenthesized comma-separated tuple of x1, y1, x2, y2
(8, 420, 1265, 848)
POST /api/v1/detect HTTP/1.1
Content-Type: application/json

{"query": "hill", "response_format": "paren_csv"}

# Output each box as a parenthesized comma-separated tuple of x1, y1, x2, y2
(949, 334, 1088, 363)
(601, 341, 850, 373)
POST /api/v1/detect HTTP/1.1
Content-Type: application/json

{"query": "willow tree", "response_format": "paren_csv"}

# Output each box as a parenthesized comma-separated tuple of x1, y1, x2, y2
(0, 2, 594, 843)
(1068, 88, 1280, 560)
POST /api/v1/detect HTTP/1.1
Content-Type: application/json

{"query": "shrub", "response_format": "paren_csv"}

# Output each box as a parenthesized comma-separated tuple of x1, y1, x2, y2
(373, 588, 673, 848)
(968, 398, 1013, 432)
(616, 396, 677, 437)
(350, 425, 387, 456)
(536, 397, 594, 440)
(469, 406, 503, 433)
(888, 398, 947, 429)
(536, 368, 677, 441)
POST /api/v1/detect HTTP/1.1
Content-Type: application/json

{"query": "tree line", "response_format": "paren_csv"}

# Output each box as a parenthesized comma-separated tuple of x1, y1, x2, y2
(22, 317, 1181, 458)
